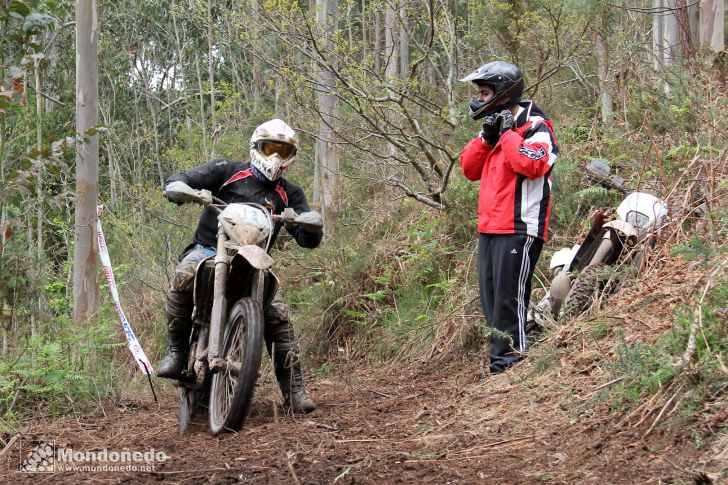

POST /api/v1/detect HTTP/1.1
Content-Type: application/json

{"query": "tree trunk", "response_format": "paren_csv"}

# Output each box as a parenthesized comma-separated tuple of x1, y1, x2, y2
(699, 0, 725, 52)
(595, 7, 613, 124)
(374, 6, 382, 74)
(207, 0, 216, 156)
(652, 0, 664, 70)
(675, 0, 695, 61)
(34, 50, 43, 263)
(399, 4, 409, 77)
(194, 52, 209, 160)
(314, 0, 340, 234)
(73, 0, 100, 329)
(384, 4, 398, 80)
(663, 0, 681, 64)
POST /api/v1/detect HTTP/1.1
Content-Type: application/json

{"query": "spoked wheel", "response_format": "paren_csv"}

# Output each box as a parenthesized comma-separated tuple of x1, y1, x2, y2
(209, 298, 264, 434)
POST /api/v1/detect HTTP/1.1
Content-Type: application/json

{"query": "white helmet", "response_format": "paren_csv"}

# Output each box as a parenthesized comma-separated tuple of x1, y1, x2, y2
(249, 119, 299, 182)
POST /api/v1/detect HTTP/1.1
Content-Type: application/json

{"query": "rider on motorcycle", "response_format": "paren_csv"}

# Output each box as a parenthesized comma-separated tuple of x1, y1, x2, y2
(158, 119, 322, 414)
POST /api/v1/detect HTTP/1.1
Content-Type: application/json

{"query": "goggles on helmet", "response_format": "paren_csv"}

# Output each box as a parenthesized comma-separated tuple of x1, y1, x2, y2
(253, 140, 297, 160)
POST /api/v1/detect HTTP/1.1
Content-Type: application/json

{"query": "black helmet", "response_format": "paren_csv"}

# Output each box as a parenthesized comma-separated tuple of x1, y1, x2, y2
(461, 61, 524, 120)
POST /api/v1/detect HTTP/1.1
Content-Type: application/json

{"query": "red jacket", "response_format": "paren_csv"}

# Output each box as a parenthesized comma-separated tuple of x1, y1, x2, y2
(460, 101, 557, 242)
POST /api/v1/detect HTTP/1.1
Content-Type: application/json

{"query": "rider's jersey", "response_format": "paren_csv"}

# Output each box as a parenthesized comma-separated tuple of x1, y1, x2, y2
(165, 160, 322, 251)
(460, 101, 557, 242)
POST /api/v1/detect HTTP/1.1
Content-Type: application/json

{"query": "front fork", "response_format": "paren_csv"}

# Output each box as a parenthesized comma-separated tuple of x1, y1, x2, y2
(208, 226, 230, 372)
(206, 227, 267, 374)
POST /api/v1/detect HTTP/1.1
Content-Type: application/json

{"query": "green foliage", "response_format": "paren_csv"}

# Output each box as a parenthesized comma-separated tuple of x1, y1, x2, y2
(284, 199, 468, 359)
(672, 237, 724, 264)
(0, 320, 123, 433)
(607, 276, 728, 424)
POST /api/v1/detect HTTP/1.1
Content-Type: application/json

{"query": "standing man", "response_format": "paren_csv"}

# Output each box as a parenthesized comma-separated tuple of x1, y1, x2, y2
(459, 61, 557, 374)
(159, 119, 321, 413)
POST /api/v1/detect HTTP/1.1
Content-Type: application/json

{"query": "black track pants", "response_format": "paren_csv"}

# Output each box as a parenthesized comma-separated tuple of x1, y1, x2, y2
(478, 233, 543, 373)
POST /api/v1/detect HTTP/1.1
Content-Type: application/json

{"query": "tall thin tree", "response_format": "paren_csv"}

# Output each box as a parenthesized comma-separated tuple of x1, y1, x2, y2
(73, 0, 100, 329)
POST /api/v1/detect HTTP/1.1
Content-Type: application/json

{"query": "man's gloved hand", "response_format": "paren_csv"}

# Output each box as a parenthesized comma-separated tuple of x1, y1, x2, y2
(294, 211, 323, 233)
(197, 189, 212, 206)
(495, 109, 515, 137)
(280, 207, 298, 231)
(480, 113, 499, 146)
(163, 181, 195, 205)
(163, 181, 212, 206)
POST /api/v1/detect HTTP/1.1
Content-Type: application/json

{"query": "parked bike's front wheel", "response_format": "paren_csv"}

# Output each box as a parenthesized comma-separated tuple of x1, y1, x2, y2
(564, 262, 613, 317)
(209, 298, 264, 434)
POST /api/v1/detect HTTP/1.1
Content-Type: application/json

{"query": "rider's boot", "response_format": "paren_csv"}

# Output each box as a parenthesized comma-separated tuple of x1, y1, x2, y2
(265, 299, 317, 414)
(273, 344, 317, 414)
(157, 293, 193, 379)
(156, 318, 192, 379)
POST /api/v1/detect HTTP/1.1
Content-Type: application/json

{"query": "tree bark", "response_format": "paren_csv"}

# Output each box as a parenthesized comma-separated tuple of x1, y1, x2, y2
(73, 0, 100, 328)
(699, 0, 725, 52)
(595, 6, 613, 124)
(194, 52, 209, 160)
(652, 0, 664, 70)
(384, 4, 398, 80)
(314, 0, 340, 233)
(207, 0, 216, 156)
(399, 4, 409, 76)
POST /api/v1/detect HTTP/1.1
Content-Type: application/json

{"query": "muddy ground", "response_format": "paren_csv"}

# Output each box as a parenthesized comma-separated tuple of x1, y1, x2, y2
(0, 356, 722, 484)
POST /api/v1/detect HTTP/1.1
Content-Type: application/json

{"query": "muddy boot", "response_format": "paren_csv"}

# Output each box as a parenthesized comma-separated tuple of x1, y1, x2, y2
(276, 349, 317, 414)
(265, 296, 317, 414)
(157, 317, 192, 379)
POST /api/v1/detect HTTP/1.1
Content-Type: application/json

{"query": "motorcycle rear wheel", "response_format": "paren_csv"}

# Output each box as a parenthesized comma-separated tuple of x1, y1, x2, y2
(209, 298, 264, 434)
(179, 334, 209, 434)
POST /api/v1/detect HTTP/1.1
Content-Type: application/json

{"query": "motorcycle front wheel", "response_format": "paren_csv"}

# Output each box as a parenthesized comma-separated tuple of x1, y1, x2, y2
(564, 262, 614, 317)
(209, 298, 264, 434)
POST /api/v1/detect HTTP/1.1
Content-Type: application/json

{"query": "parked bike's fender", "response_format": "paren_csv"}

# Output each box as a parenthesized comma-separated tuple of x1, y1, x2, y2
(234, 245, 273, 270)
(550, 245, 580, 271)
(602, 220, 638, 239)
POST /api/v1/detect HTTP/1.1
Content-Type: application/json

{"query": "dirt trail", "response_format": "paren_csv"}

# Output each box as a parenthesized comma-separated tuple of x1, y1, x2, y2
(0, 357, 714, 484)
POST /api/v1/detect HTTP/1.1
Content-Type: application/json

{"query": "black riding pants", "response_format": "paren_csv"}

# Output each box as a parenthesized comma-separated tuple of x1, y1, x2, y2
(478, 233, 543, 373)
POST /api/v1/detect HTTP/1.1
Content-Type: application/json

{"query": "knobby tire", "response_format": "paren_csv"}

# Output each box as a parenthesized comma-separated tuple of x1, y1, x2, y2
(209, 298, 264, 434)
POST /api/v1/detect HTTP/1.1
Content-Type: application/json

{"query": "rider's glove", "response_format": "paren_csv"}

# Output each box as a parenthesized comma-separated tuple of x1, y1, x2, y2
(163, 181, 212, 206)
(479, 113, 499, 146)
(495, 109, 515, 137)
(295, 210, 323, 233)
(163, 181, 192, 205)
(280, 207, 298, 232)
(198, 189, 212, 206)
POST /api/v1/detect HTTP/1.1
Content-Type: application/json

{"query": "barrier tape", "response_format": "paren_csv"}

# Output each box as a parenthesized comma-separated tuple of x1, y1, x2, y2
(96, 206, 154, 375)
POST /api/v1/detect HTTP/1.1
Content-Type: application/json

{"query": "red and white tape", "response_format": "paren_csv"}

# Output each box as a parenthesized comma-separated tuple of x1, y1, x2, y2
(96, 206, 154, 375)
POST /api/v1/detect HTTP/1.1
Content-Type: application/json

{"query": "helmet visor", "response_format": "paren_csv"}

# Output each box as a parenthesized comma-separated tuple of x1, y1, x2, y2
(255, 140, 297, 160)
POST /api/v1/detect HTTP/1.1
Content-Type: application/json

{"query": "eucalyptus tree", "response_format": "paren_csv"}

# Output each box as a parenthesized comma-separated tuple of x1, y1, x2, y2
(73, 0, 100, 328)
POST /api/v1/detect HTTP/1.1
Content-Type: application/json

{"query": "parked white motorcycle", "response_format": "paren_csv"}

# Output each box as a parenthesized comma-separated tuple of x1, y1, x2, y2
(534, 159, 668, 322)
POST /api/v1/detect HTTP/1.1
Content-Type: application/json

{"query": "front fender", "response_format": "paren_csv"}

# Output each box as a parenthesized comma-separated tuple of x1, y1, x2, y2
(235, 245, 273, 270)
(603, 220, 638, 239)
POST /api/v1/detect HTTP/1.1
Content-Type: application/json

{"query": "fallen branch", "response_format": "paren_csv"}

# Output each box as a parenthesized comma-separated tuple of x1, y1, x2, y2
(643, 383, 684, 438)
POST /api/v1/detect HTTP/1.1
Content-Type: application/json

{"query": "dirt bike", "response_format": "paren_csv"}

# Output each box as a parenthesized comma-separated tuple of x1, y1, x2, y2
(165, 183, 293, 435)
(534, 159, 668, 322)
